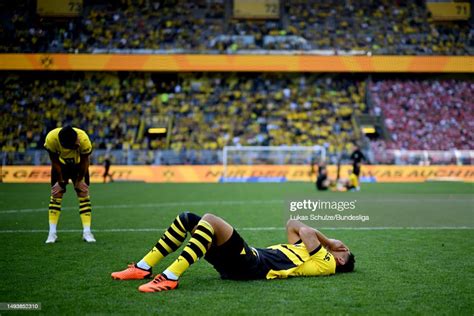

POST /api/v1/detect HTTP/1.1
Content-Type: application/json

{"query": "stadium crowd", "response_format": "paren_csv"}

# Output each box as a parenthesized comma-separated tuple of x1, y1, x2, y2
(1, 73, 365, 156)
(370, 78, 474, 151)
(1, 0, 471, 54)
(2, 73, 473, 164)
(286, 0, 472, 55)
(1, 73, 143, 155)
(0, 0, 225, 53)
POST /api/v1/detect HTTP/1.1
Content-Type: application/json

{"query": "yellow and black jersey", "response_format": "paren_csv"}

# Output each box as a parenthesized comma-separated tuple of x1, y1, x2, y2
(205, 230, 336, 281)
(256, 242, 336, 279)
(44, 127, 92, 165)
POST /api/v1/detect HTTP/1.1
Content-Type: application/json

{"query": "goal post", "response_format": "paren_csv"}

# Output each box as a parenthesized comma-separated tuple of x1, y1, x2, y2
(222, 145, 326, 180)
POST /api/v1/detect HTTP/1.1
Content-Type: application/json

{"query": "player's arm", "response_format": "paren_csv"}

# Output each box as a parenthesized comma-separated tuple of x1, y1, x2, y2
(286, 219, 322, 252)
(48, 151, 66, 197)
(76, 132, 92, 186)
(286, 220, 348, 252)
(74, 154, 90, 197)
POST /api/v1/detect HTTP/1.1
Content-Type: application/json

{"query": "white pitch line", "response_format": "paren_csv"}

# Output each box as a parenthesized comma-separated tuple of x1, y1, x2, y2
(0, 200, 284, 214)
(2, 197, 472, 215)
(0, 226, 472, 234)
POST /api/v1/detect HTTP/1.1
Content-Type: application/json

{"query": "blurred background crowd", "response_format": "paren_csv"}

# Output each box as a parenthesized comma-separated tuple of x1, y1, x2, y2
(0, 72, 366, 153)
(370, 79, 473, 150)
(1, 0, 472, 54)
(1, 72, 472, 162)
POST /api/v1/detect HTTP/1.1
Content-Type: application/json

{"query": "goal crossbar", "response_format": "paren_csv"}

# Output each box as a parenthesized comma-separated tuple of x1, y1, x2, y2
(222, 145, 326, 179)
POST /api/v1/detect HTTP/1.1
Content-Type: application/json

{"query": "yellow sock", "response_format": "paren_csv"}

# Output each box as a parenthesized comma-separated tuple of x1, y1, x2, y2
(167, 220, 214, 277)
(48, 196, 62, 232)
(79, 196, 92, 231)
(142, 214, 188, 267)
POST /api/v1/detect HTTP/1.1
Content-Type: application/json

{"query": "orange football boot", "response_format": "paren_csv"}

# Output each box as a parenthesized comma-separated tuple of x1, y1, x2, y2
(138, 273, 179, 292)
(111, 263, 152, 280)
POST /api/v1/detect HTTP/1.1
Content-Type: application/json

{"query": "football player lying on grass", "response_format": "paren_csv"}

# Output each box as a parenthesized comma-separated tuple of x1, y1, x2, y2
(111, 212, 355, 292)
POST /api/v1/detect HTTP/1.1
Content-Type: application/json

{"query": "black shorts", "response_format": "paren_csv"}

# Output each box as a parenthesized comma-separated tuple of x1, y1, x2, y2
(51, 164, 90, 186)
(204, 230, 267, 280)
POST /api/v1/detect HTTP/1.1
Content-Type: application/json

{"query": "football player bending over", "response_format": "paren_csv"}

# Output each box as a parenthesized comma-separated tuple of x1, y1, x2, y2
(111, 212, 355, 292)
(44, 126, 96, 243)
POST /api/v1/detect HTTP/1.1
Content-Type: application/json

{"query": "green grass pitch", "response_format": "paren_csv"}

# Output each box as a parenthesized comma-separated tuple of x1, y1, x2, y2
(0, 182, 473, 314)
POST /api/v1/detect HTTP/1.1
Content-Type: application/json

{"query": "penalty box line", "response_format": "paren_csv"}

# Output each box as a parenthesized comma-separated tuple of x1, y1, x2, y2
(0, 227, 473, 233)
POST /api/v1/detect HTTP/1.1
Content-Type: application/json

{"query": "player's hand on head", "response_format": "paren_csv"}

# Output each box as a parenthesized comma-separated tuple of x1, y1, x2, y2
(329, 239, 349, 252)
(51, 181, 66, 198)
(74, 181, 89, 197)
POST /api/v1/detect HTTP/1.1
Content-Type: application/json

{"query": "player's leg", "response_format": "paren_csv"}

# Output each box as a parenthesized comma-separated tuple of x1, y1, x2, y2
(105, 164, 113, 182)
(111, 212, 201, 280)
(138, 213, 233, 292)
(138, 212, 201, 269)
(204, 225, 264, 280)
(353, 162, 361, 177)
(73, 168, 95, 242)
(46, 166, 65, 243)
(162, 213, 232, 278)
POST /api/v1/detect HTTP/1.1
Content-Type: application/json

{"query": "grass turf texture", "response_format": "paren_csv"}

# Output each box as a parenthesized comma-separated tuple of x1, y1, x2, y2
(0, 182, 473, 315)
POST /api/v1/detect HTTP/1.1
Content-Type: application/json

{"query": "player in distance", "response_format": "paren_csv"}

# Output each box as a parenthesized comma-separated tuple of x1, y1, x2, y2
(44, 126, 96, 243)
(316, 165, 359, 192)
(111, 212, 355, 292)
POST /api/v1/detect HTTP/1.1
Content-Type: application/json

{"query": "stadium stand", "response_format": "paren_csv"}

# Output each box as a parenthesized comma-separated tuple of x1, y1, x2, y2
(0, 0, 471, 54)
(370, 78, 474, 151)
(2, 70, 473, 165)
(0, 0, 225, 53)
(0, 73, 365, 156)
(286, 0, 472, 55)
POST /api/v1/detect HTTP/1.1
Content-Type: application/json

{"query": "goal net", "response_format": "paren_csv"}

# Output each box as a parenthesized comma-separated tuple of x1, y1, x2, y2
(222, 146, 326, 181)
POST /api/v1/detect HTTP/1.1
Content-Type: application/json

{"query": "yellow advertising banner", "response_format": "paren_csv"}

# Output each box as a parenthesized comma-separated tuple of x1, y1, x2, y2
(0, 54, 472, 72)
(233, 0, 280, 19)
(426, 2, 471, 20)
(37, 0, 83, 17)
(1, 165, 473, 183)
